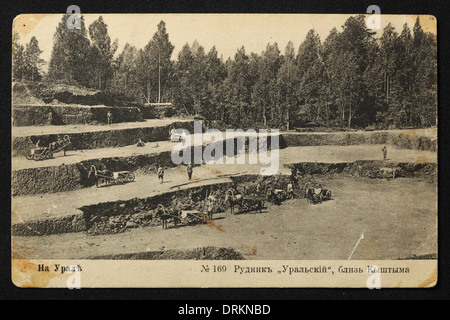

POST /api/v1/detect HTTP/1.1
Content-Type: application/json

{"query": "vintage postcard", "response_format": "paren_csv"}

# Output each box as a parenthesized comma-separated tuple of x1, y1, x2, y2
(11, 13, 437, 288)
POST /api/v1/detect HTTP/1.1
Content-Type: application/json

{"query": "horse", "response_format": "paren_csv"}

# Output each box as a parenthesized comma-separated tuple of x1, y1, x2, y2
(206, 196, 216, 221)
(156, 204, 180, 229)
(321, 189, 332, 200)
(306, 187, 324, 204)
(225, 188, 243, 215)
(88, 164, 111, 187)
(48, 136, 70, 156)
(155, 204, 170, 229)
(267, 188, 283, 205)
(287, 183, 294, 199)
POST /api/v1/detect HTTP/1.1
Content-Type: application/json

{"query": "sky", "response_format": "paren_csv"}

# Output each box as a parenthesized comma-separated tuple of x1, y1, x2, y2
(13, 14, 436, 70)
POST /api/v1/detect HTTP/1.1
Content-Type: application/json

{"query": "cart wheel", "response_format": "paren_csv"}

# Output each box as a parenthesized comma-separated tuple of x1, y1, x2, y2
(26, 154, 33, 160)
(126, 172, 135, 182)
(117, 175, 125, 184)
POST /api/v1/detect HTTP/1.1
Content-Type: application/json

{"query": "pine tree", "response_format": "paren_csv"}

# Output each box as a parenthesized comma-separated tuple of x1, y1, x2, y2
(47, 14, 91, 86)
(12, 31, 25, 81)
(88, 16, 118, 90)
(411, 17, 437, 127)
(173, 43, 195, 114)
(223, 47, 252, 126)
(277, 42, 300, 129)
(110, 43, 141, 100)
(295, 29, 322, 125)
(326, 15, 377, 127)
(23, 36, 44, 81)
(251, 43, 282, 127)
(203, 46, 227, 120)
(141, 21, 175, 103)
(296, 30, 321, 82)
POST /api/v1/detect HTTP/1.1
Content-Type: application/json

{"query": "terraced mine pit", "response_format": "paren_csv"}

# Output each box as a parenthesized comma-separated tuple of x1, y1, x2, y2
(12, 115, 437, 260)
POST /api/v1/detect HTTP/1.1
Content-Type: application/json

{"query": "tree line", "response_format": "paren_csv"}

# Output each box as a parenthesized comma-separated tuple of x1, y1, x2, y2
(12, 14, 437, 129)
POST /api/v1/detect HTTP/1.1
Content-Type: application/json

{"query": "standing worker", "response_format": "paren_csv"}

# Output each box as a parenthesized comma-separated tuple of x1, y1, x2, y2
(171, 195, 181, 227)
(157, 165, 165, 184)
(187, 163, 193, 181)
(382, 146, 387, 161)
(256, 181, 262, 195)
(206, 194, 216, 221)
(290, 166, 298, 189)
(107, 111, 113, 125)
(137, 139, 145, 147)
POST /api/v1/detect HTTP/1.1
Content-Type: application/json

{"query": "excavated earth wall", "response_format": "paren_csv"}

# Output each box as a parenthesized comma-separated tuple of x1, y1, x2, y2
(12, 151, 174, 196)
(13, 105, 145, 126)
(281, 131, 436, 152)
(12, 213, 86, 237)
(88, 246, 245, 260)
(287, 161, 437, 181)
(12, 180, 235, 236)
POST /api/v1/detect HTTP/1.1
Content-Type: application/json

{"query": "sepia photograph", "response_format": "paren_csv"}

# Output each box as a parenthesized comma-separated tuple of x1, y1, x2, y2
(11, 13, 437, 288)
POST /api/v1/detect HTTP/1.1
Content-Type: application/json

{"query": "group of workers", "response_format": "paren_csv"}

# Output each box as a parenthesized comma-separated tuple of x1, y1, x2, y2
(135, 136, 195, 184)
(168, 191, 216, 226)
(156, 162, 194, 184)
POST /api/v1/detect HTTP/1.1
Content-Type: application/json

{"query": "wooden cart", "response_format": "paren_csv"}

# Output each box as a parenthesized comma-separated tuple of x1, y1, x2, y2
(26, 135, 71, 161)
(241, 196, 265, 214)
(88, 164, 135, 187)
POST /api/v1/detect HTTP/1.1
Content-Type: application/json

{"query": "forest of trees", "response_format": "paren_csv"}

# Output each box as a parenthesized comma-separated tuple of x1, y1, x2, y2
(12, 14, 437, 129)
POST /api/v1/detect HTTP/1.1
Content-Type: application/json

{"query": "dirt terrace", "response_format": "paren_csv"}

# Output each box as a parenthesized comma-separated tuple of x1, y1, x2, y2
(11, 126, 438, 260)
(12, 119, 195, 157)
(12, 144, 436, 234)
(13, 118, 192, 137)
(13, 139, 437, 171)
(12, 143, 437, 197)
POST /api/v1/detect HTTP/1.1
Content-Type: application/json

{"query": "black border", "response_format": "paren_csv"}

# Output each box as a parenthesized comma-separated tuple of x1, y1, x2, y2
(1, 0, 449, 301)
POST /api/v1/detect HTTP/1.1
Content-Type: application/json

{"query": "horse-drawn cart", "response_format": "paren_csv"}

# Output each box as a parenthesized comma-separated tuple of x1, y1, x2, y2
(26, 135, 71, 161)
(88, 164, 135, 187)
(306, 187, 332, 204)
(156, 204, 208, 230)
(241, 196, 265, 214)
(180, 210, 209, 225)
(267, 188, 286, 205)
